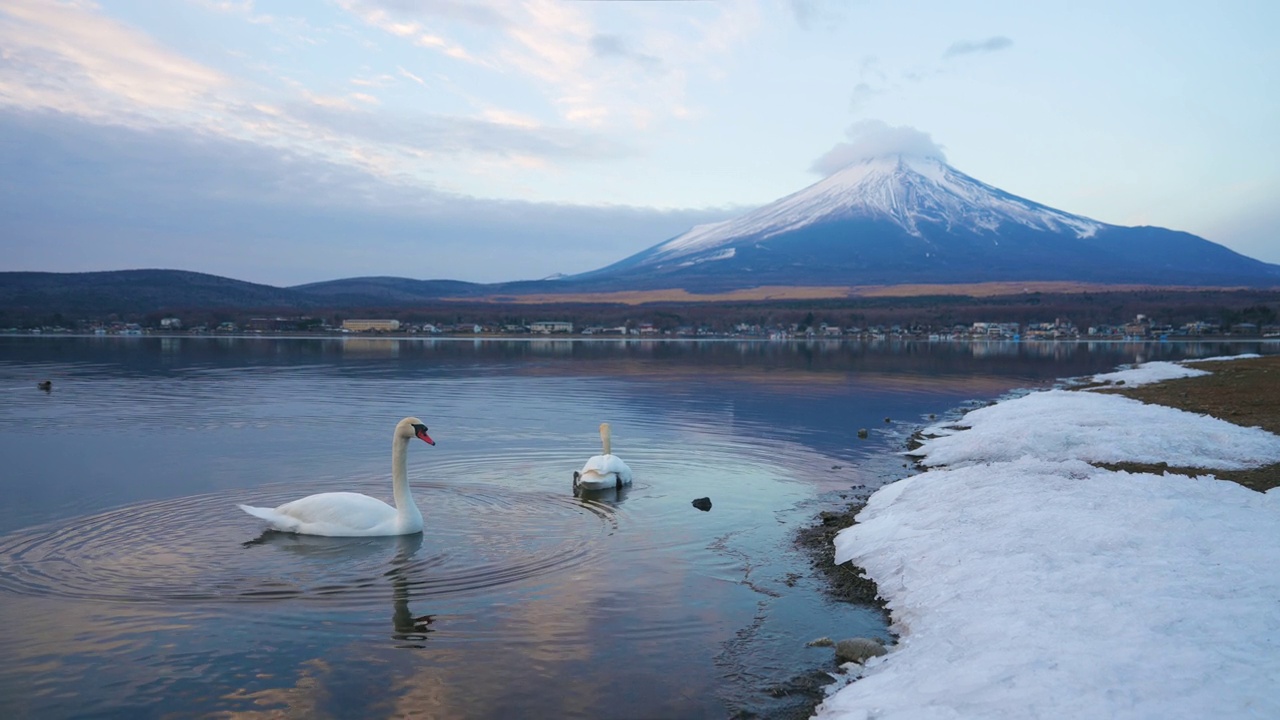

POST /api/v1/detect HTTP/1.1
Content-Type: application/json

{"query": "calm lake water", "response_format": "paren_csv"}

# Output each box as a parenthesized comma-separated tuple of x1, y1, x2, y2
(0, 335, 1272, 719)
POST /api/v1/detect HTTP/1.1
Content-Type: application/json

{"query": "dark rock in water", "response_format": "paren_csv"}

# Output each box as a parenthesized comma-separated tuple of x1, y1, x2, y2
(818, 510, 845, 526)
(691, 497, 712, 512)
(835, 637, 888, 664)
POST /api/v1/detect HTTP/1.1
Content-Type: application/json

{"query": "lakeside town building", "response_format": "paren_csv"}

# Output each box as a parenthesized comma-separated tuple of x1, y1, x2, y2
(341, 319, 401, 332)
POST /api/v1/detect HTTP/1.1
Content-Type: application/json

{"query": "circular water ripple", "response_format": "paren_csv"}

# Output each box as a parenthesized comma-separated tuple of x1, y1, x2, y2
(0, 480, 618, 606)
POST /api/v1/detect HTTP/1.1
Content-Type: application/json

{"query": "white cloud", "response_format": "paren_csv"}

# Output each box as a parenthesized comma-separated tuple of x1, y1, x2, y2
(338, 0, 745, 131)
(810, 120, 946, 175)
(397, 66, 425, 85)
(0, 0, 227, 118)
(0, 111, 734, 285)
(943, 35, 1014, 58)
(0, 0, 644, 205)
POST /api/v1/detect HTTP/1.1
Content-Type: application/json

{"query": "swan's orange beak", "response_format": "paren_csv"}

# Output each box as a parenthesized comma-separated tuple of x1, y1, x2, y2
(415, 427, 435, 445)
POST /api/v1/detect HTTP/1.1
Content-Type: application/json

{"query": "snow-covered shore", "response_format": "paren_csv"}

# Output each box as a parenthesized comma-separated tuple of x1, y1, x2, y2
(815, 356, 1280, 719)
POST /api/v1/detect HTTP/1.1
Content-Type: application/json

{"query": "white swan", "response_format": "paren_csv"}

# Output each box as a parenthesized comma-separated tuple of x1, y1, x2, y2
(573, 422, 633, 491)
(238, 417, 435, 536)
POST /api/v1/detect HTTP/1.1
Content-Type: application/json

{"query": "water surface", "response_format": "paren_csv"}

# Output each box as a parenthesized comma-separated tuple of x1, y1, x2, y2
(0, 336, 1268, 718)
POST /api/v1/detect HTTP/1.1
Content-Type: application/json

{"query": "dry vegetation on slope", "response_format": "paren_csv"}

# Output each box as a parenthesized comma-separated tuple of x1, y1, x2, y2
(461, 281, 1264, 305)
(1097, 354, 1280, 492)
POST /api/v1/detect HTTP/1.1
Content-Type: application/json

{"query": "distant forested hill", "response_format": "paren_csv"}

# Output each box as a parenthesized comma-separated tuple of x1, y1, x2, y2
(290, 276, 488, 305)
(0, 270, 498, 320)
(0, 270, 302, 317)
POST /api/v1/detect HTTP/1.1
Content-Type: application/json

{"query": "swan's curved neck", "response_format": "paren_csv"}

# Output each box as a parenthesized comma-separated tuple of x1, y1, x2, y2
(600, 423, 612, 455)
(391, 434, 414, 512)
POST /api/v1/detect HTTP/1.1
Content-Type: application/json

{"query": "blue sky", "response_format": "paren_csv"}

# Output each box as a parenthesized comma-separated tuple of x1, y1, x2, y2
(2, 0, 1277, 286)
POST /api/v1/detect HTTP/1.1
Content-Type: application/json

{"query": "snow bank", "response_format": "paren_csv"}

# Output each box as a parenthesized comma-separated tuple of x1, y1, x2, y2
(910, 389, 1280, 471)
(816, 357, 1280, 719)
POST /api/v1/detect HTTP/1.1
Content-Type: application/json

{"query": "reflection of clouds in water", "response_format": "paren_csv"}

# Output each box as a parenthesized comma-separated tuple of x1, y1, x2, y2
(199, 536, 443, 718)
(362, 526, 618, 718)
(0, 596, 201, 698)
(214, 535, 454, 717)
(376, 483, 733, 718)
(217, 658, 332, 719)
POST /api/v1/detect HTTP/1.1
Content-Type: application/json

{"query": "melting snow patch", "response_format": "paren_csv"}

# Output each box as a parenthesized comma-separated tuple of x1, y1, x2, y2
(815, 357, 1280, 719)
(909, 388, 1280, 470)
(1187, 353, 1262, 363)
(822, 458, 1280, 720)
(1088, 360, 1209, 387)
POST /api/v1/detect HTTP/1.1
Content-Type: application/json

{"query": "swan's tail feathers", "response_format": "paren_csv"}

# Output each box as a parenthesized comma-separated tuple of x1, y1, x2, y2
(238, 503, 275, 521)
(238, 504, 301, 533)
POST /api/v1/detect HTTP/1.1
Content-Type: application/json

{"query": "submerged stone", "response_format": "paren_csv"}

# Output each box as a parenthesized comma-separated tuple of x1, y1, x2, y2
(835, 637, 888, 664)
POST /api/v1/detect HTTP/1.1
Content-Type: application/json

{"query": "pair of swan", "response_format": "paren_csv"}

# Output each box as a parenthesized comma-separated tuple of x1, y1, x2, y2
(239, 418, 632, 537)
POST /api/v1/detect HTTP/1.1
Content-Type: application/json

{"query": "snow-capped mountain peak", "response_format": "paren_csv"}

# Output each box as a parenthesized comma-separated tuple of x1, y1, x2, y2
(653, 154, 1102, 263)
(571, 152, 1280, 291)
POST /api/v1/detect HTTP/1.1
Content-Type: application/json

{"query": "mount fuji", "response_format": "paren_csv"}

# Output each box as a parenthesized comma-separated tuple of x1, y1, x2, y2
(569, 154, 1280, 291)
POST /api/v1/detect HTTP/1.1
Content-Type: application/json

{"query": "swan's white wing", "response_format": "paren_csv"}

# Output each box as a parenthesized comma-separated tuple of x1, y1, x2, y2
(278, 491, 395, 523)
(240, 492, 398, 536)
(577, 453, 633, 488)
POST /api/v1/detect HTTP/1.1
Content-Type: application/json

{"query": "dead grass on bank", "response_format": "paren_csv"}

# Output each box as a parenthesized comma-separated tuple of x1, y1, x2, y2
(452, 281, 1235, 305)
(1091, 354, 1280, 492)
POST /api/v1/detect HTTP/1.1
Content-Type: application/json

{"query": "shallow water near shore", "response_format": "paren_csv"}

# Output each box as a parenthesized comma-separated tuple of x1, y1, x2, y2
(0, 335, 1271, 718)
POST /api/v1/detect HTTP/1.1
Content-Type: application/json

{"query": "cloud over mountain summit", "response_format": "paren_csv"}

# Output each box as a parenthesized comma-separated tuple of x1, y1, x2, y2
(811, 121, 947, 176)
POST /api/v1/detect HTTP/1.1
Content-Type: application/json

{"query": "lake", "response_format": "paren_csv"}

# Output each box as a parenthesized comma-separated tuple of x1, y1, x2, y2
(0, 335, 1270, 719)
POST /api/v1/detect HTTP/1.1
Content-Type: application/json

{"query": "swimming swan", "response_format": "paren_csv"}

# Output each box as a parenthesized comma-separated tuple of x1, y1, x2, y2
(238, 417, 435, 536)
(573, 422, 633, 491)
